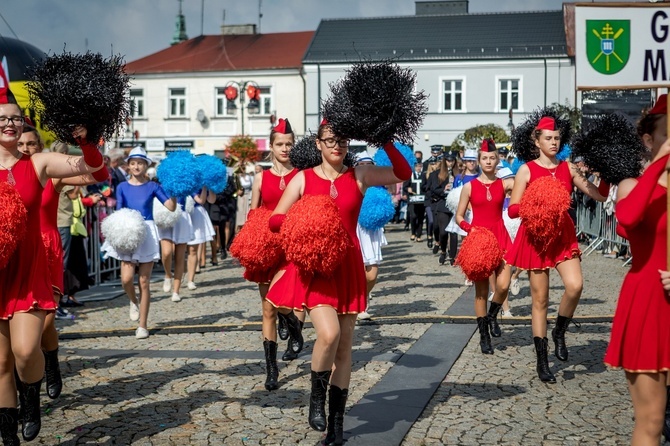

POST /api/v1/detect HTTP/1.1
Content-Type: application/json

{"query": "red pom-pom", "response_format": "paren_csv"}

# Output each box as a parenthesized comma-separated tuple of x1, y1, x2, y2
(229, 207, 284, 278)
(455, 227, 503, 282)
(281, 195, 351, 276)
(0, 183, 28, 270)
(519, 176, 571, 251)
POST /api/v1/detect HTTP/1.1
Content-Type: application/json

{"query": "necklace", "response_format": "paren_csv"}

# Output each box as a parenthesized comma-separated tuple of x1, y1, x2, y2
(480, 178, 495, 201)
(272, 166, 294, 190)
(0, 158, 17, 186)
(537, 160, 558, 177)
(320, 164, 345, 199)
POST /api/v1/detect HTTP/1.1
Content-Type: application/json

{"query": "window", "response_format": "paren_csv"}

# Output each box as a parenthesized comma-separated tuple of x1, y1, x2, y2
(215, 87, 236, 116)
(258, 86, 273, 115)
(441, 78, 464, 112)
(168, 88, 187, 118)
(498, 78, 521, 112)
(130, 89, 144, 118)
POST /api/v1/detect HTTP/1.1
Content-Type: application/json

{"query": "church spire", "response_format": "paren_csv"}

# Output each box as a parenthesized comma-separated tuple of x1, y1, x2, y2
(171, 0, 188, 45)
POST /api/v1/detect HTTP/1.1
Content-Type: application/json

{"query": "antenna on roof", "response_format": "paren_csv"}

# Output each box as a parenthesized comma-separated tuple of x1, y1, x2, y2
(200, 0, 205, 36)
(259, 0, 263, 34)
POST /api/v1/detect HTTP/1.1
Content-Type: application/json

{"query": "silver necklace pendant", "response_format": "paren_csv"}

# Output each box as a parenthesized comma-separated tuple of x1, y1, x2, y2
(329, 181, 338, 199)
(279, 175, 286, 191)
(486, 188, 492, 201)
(6, 169, 15, 186)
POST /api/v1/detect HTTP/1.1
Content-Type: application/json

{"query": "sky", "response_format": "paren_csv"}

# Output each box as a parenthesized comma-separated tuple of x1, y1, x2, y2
(1, 0, 635, 63)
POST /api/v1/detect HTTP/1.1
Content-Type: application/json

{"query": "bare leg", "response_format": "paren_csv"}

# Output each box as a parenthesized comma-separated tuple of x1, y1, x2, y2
(11, 311, 47, 384)
(627, 372, 667, 445)
(308, 306, 341, 372)
(160, 239, 173, 280)
(137, 262, 154, 330)
(528, 269, 550, 337)
(198, 242, 206, 269)
(187, 245, 198, 283)
(364, 264, 379, 295)
(210, 227, 219, 263)
(331, 314, 357, 389)
(0, 321, 17, 407)
(120, 261, 138, 305)
(474, 280, 488, 317)
(172, 244, 187, 293)
(41, 292, 60, 352)
(555, 257, 583, 318)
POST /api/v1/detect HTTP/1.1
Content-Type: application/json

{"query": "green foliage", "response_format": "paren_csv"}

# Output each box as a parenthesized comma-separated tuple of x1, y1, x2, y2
(227, 135, 259, 164)
(449, 124, 510, 152)
(548, 101, 582, 133)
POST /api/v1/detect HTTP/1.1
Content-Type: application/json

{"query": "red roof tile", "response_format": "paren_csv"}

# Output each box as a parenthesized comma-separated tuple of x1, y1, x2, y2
(126, 31, 314, 74)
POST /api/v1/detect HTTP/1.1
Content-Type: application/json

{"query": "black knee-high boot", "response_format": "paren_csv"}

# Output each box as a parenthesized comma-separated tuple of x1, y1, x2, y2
(18, 378, 42, 441)
(44, 348, 63, 399)
(0, 408, 20, 446)
(551, 315, 571, 361)
(263, 340, 279, 391)
(284, 313, 304, 354)
(533, 337, 556, 383)
(324, 385, 348, 445)
(663, 386, 670, 442)
(476, 317, 493, 355)
(277, 312, 289, 341)
(487, 302, 502, 337)
(309, 370, 331, 431)
(282, 321, 304, 361)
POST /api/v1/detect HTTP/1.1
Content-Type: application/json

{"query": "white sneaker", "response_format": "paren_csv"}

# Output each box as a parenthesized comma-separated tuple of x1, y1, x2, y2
(129, 301, 140, 321)
(488, 291, 494, 302)
(357, 311, 372, 321)
(187, 281, 197, 290)
(501, 310, 514, 318)
(171, 292, 182, 302)
(135, 327, 149, 339)
(162, 278, 172, 293)
(465, 278, 473, 286)
(510, 278, 520, 296)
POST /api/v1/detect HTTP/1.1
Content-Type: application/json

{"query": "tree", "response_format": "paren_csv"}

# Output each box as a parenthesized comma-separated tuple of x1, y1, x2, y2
(548, 101, 582, 133)
(449, 124, 510, 152)
(226, 135, 259, 166)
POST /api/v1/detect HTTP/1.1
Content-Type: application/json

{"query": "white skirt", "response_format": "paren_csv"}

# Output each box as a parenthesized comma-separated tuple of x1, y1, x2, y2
(446, 209, 472, 237)
(102, 220, 160, 264)
(157, 211, 194, 244)
(188, 205, 215, 245)
(356, 224, 388, 266)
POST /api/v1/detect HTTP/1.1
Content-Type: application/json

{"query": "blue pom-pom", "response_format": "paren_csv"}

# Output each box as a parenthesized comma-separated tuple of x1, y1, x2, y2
(511, 157, 525, 175)
(373, 142, 416, 169)
(556, 143, 572, 162)
(358, 186, 395, 230)
(156, 150, 203, 198)
(197, 155, 228, 193)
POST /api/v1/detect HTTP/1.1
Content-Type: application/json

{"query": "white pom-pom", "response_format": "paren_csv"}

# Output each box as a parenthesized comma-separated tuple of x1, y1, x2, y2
(153, 198, 181, 229)
(101, 209, 147, 254)
(503, 211, 521, 242)
(446, 186, 463, 213)
(185, 196, 195, 214)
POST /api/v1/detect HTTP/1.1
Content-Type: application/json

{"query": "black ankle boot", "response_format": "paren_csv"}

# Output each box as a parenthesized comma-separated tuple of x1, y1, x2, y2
(285, 313, 304, 354)
(309, 370, 331, 431)
(18, 378, 42, 441)
(324, 386, 348, 446)
(487, 302, 502, 337)
(282, 323, 303, 361)
(0, 408, 20, 446)
(44, 348, 63, 399)
(663, 386, 670, 442)
(277, 312, 289, 341)
(533, 337, 556, 383)
(552, 315, 571, 361)
(476, 317, 493, 355)
(263, 340, 279, 391)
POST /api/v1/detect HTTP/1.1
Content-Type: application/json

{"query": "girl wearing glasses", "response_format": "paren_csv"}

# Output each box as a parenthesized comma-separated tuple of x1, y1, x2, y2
(0, 98, 108, 443)
(265, 121, 412, 445)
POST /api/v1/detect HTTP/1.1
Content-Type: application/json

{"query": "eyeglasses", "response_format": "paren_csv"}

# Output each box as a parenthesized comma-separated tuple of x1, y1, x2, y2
(0, 116, 25, 127)
(318, 137, 349, 148)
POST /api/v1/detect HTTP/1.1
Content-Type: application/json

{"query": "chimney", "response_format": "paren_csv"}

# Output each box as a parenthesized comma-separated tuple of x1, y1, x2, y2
(415, 1, 468, 15)
(220, 24, 257, 35)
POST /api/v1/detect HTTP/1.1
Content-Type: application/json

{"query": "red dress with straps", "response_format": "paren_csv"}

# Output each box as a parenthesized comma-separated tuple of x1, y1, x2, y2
(244, 168, 298, 284)
(0, 156, 57, 318)
(605, 155, 670, 372)
(40, 179, 63, 296)
(470, 178, 512, 253)
(266, 168, 368, 314)
(504, 161, 580, 270)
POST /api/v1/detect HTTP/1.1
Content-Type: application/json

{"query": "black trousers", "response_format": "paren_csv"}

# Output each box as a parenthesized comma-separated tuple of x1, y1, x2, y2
(436, 211, 458, 262)
(409, 203, 425, 238)
(425, 205, 434, 240)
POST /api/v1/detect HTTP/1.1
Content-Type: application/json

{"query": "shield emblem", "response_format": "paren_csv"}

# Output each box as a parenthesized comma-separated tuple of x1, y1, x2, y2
(586, 20, 630, 75)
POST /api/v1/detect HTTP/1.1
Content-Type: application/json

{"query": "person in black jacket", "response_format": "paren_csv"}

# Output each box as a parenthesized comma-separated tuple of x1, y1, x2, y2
(427, 151, 458, 265)
(422, 152, 441, 249)
(403, 161, 427, 242)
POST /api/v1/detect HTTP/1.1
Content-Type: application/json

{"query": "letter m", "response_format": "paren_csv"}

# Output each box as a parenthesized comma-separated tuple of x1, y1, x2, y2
(644, 50, 667, 81)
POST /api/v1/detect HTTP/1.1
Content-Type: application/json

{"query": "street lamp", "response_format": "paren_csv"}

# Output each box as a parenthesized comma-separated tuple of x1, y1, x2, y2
(224, 81, 261, 135)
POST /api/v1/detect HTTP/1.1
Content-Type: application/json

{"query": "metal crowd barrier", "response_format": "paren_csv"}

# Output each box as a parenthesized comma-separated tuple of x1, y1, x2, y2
(83, 206, 121, 286)
(574, 199, 631, 266)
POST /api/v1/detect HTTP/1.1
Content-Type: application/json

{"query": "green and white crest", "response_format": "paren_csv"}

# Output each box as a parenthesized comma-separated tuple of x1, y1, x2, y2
(586, 20, 630, 75)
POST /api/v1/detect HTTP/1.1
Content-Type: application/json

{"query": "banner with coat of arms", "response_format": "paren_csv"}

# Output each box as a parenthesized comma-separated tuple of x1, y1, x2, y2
(576, 4, 670, 90)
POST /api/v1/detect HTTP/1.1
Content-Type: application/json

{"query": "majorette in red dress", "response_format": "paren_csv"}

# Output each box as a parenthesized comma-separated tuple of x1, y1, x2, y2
(0, 155, 57, 318)
(469, 178, 512, 253)
(40, 179, 63, 297)
(504, 161, 580, 270)
(265, 168, 367, 314)
(605, 155, 670, 372)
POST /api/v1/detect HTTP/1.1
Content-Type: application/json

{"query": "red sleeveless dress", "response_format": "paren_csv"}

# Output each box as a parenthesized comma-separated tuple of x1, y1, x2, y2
(40, 179, 63, 297)
(244, 169, 299, 284)
(605, 169, 669, 372)
(504, 161, 580, 270)
(470, 178, 512, 253)
(0, 156, 57, 318)
(266, 168, 368, 314)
